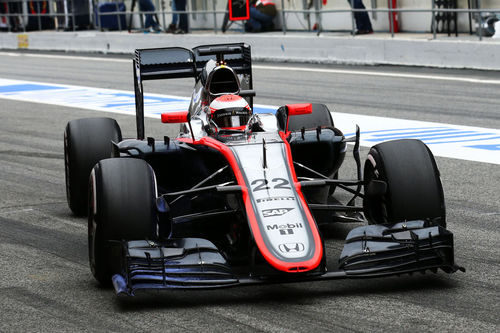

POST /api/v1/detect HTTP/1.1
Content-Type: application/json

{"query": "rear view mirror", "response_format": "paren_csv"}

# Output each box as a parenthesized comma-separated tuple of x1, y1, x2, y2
(161, 111, 190, 124)
(286, 103, 312, 116)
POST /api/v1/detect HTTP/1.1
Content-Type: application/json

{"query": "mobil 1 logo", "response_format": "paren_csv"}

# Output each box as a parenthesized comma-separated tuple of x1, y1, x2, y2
(266, 222, 303, 235)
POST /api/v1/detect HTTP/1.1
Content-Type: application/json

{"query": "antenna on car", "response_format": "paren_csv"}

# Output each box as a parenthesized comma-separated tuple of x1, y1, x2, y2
(262, 138, 267, 169)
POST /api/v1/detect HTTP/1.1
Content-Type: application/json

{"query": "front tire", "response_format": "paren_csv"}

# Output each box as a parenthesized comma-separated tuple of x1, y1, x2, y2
(64, 117, 121, 216)
(363, 139, 446, 227)
(88, 158, 158, 286)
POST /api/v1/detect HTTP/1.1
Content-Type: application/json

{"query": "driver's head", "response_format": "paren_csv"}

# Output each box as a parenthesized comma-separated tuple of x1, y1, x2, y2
(209, 95, 251, 130)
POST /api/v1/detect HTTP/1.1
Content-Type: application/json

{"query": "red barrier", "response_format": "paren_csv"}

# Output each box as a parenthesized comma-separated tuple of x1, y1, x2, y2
(229, 0, 250, 21)
(388, 0, 399, 33)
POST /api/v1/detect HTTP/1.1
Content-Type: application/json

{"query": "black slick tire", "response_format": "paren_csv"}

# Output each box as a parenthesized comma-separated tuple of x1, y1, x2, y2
(88, 158, 158, 286)
(363, 139, 446, 227)
(64, 117, 122, 216)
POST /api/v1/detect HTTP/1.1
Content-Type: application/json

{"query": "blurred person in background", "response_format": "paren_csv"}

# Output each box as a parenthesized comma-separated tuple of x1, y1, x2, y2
(1, 0, 22, 31)
(138, 0, 162, 32)
(173, 0, 188, 33)
(245, 0, 276, 32)
(166, 0, 178, 32)
(347, 0, 373, 34)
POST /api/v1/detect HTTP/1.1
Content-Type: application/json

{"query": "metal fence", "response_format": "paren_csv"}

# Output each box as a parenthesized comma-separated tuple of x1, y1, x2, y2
(1, 0, 499, 41)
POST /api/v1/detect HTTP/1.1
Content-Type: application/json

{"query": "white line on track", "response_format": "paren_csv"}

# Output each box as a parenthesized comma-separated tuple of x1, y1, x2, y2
(1, 52, 130, 63)
(3, 51, 500, 85)
(253, 65, 500, 85)
(1, 77, 498, 164)
(0, 208, 34, 214)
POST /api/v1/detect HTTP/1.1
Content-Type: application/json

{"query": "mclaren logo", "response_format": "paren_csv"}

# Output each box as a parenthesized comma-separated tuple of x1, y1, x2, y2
(278, 243, 305, 253)
(262, 208, 294, 217)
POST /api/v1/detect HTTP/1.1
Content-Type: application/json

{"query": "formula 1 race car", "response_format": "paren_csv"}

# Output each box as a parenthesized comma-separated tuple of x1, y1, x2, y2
(64, 43, 464, 296)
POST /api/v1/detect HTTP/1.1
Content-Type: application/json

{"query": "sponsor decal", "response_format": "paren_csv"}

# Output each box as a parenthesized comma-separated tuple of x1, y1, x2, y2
(217, 132, 247, 141)
(135, 61, 142, 93)
(262, 208, 294, 217)
(278, 242, 305, 253)
(267, 222, 303, 235)
(266, 222, 303, 231)
(17, 34, 29, 49)
(256, 196, 295, 203)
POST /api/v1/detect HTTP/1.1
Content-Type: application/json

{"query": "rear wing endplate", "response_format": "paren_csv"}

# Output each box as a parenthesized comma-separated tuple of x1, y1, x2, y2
(133, 43, 252, 139)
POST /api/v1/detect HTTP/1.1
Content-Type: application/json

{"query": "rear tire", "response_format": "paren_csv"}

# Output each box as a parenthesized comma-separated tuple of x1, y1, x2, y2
(88, 158, 158, 286)
(64, 117, 121, 216)
(363, 139, 446, 227)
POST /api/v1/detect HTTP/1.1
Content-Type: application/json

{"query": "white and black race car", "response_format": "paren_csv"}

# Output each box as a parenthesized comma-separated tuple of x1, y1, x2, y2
(64, 43, 464, 296)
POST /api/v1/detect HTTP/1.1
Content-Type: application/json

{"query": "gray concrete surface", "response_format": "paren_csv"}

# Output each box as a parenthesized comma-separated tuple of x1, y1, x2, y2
(0, 52, 499, 332)
(1, 30, 500, 70)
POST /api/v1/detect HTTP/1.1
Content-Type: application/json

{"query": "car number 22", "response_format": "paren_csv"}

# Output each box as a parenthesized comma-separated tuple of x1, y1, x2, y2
(251, 178, 291, 192)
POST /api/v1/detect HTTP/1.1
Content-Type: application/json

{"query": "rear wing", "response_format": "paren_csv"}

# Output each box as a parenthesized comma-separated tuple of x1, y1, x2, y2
(192, 44, 252, 76)
(133, 43, 252, 139)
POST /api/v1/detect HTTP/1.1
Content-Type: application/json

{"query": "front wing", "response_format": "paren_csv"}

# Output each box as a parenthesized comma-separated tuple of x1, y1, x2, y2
(112, 220, 464, 296)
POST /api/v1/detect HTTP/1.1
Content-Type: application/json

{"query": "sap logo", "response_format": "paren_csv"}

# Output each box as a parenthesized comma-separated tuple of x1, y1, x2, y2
(262, 208, 294, 217)
(278, 243, 305, 253)
(256, 196, 295, 203)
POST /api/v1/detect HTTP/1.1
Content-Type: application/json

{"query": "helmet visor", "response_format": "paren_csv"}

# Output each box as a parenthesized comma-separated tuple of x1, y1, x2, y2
(212, 108, 251, 128)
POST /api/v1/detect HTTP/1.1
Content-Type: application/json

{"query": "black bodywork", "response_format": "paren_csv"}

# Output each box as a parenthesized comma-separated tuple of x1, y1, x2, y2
(89, 43, 463, 295)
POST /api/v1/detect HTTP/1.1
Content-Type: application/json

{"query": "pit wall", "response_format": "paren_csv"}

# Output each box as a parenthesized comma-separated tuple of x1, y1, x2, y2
(2, 31, 500, 70)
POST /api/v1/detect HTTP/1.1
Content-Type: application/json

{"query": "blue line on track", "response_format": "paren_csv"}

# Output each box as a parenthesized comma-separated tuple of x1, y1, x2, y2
(370, 128, 467, 138)
(365, 132, 494, 142)
(343, 126, 447, 137)
(425, 135, 500, 145)
(0, 84, 63, 93)
(466, 144, 500, 151)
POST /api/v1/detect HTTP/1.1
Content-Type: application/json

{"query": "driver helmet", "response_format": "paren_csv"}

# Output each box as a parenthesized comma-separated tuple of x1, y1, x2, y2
(209, 94, 252, 130)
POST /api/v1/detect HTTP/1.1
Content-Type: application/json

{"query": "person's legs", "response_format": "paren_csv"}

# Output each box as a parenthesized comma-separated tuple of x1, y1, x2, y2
(139, 0, 155, 28)
(171, 0, 178, 25)
(175, 0, 187, 32)
(348, 0, 372, 32)
(246, 8, 263, 32)
(248, 6, 273, 32)
(145, 15, 154, 28)
(8, 0, 21, 31)
(166, 0, 177, 32)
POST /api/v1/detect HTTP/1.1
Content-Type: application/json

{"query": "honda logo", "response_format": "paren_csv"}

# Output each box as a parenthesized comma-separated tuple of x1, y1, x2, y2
(278, 242, 305, 253)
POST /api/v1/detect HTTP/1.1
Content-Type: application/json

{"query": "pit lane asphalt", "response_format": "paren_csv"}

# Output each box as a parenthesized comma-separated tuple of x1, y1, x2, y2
(0, 51, 498, 332)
